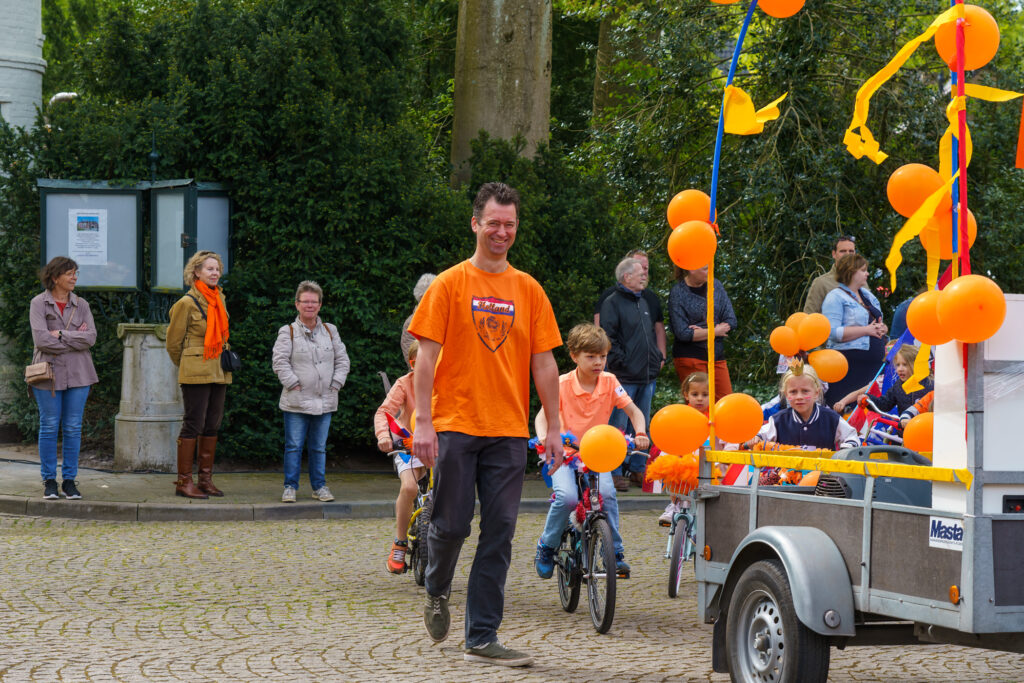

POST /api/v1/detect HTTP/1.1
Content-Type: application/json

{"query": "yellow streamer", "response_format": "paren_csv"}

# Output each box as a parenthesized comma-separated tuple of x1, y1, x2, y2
(707, 449, 973, 488)
(845, 6, 960, 164)
(885, 171, 959, 293)
(903, 342, 932, 393)
(723, 86, 788, 135)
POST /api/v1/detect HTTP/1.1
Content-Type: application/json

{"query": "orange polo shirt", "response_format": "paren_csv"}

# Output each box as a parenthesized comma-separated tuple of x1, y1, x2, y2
(559, 370, 632, 444)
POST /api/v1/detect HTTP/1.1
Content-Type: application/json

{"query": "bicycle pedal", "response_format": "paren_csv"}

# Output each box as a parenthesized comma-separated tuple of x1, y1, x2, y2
(658, 520, 672, 528)
(616, 570, 630, 579)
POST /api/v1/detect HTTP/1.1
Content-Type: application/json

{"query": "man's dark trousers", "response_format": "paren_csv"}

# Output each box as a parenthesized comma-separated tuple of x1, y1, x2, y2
(425, 431, 527, 648)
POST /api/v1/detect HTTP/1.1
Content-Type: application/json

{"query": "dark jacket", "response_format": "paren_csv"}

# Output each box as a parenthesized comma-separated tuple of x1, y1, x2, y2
(669, 278, 738, 360)
(600, 286, 663, 384)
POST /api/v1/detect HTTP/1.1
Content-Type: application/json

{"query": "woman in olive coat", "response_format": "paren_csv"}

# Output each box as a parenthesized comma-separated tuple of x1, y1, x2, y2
(165, 251, 233, 498)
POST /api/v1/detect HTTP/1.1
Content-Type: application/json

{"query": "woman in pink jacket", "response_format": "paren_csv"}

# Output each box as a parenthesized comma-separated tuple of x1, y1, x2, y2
(28, 257, 98, 500)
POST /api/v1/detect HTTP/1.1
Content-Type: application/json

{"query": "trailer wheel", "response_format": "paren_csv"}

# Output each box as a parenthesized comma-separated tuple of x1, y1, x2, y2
(726, 559, 829, 682)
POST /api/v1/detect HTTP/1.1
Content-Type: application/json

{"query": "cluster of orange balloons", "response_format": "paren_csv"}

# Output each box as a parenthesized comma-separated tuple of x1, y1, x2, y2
(650, 392, 765, 455)
(666, 189, 717, 270)
(886, 163, 978, 259)
(768, 312, 830, 356)
(711, 0, 805, 18)
(578, 424, 627, 473)
(906, 274, 1006, 345)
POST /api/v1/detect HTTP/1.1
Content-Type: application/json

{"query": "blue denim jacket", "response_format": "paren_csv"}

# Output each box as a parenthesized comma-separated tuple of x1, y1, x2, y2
(822, 284, 882, 351)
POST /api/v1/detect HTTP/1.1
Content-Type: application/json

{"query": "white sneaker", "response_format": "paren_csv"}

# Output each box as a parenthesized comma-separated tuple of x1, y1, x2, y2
(312, 486, 335, 502)
(281, 486, 296, 503)
(658, 502, 678, 526)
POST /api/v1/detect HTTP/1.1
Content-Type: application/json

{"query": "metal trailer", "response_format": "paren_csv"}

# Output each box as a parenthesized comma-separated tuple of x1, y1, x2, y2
(695, 295, 1024, 682)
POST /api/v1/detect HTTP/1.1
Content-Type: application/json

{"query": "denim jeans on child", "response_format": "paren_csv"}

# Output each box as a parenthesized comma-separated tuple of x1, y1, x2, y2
(282, 411, 332, 490)
(33, 385, 90, 482)
(539, 463, 623, 555)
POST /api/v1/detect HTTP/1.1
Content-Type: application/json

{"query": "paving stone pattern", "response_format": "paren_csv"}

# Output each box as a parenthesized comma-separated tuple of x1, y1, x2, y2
(0, 512, 1020, 681)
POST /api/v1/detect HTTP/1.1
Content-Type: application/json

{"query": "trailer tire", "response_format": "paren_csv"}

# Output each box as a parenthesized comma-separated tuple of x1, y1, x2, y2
(726, 559, 829, 682)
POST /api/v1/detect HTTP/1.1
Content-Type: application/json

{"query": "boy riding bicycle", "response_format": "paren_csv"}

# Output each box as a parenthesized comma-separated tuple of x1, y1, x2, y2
(373, 341, 424, 574)
(534, 324, 650, 579)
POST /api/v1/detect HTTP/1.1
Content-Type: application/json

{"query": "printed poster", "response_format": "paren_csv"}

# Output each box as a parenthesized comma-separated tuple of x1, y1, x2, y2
(68, 208, 108, 265)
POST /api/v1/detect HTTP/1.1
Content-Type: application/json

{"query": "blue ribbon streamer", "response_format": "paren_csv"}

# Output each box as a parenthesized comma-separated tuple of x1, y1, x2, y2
(709, 0, 759, 221)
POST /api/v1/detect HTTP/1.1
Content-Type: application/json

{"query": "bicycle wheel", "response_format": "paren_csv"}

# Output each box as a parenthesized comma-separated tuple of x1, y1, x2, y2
(668, 515, 688, 598)
(411, 496, 432, 586)
(585, 516, 616, 633)
(556, 531, 580, 613)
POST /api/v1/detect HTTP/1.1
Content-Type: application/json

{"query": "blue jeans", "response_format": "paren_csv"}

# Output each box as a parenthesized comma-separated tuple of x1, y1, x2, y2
(33, 385, 90, 482)
(282, 411, 332, 490)
(609, 379, 656, 477)
(539, 464, 623, 555)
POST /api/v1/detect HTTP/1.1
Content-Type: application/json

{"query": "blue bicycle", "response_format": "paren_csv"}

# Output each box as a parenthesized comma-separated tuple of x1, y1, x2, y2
(664, 494, 698, 598)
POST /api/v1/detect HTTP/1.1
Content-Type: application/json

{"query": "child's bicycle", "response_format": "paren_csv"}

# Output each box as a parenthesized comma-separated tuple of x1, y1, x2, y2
(390, 448, 434, 586)
(857, 395, 904, 446)
(661, 492, 698, 599)
(530, 435, 622, 634)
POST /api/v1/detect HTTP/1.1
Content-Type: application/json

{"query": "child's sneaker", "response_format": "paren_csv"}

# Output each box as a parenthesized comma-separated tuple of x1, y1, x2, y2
(658, 501, 678, 527)
(534, 543, 555, 579)
(615, 553, 631, 578)
(387, 542, 408, 574)
(43, 479, 58, 500)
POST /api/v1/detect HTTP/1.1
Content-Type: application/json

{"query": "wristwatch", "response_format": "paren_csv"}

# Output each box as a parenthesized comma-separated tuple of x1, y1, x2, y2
(58, 330, 62, 340)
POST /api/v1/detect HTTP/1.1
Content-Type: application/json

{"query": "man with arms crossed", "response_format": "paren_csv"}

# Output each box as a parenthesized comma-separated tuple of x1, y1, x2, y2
(410, 182, 564, 667)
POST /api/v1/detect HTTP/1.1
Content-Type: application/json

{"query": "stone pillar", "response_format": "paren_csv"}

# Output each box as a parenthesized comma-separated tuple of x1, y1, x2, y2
(114, 324, 183, 472)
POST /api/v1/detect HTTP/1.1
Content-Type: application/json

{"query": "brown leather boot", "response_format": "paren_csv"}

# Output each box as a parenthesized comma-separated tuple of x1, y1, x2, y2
(197, 435, 224, 497)
(175, 437, 208, 499)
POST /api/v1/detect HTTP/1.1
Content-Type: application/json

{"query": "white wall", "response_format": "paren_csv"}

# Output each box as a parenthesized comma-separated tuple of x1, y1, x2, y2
(0, 0, 45, 130)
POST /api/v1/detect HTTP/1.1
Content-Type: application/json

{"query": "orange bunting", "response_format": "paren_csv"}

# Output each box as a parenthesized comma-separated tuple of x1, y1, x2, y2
(645, 452, 699, 495)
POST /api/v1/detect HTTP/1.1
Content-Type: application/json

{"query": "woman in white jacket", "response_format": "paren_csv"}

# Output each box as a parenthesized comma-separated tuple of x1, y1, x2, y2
(272, 281, 350, 502)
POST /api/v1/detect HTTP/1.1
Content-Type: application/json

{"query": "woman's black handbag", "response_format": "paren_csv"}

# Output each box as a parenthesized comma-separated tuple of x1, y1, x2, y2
(220, 347, 241, 373)
(186, 294, 241, 373)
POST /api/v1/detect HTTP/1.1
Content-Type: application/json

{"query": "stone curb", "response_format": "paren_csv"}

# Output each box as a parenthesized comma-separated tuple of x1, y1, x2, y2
(0, 494, 667, 522)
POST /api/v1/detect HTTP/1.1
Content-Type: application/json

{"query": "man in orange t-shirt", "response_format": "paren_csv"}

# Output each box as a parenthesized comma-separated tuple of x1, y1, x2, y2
(409, 182, 563, 667)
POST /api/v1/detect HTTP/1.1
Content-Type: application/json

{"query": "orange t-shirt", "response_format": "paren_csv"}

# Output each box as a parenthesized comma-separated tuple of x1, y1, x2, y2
(409, 260, 562, 437)
(559, 370, 632, 444)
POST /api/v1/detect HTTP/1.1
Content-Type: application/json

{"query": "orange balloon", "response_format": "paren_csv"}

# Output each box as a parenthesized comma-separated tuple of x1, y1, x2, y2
(918, 209, 977, 259)
(758, 0, 805, 18)
(937, 274, 1006, 344)
(769, 325, 800, 357)
(578, 424, 627, 473)
(714, 393, 764, 444)
(906, 290, 953, 345)
(903, 412, 934, 454)
(667, 189, 715, 228)
(785, 311, 808, 333)
(935, 4, 1000, 71)
(808, 349, 849, 383)
(797, 313, 831, 351)
(668, 220, 718, 270)
(800, 470, 821, 487)
(650, 404, 710, 456)
(886, 164, 951, 218)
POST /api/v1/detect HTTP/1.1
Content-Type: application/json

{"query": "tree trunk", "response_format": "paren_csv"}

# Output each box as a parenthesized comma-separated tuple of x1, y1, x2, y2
(450, 0, 552, 186)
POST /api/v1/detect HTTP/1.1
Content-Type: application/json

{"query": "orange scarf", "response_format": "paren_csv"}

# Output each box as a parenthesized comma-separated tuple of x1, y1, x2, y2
(194, 281, 229, 360)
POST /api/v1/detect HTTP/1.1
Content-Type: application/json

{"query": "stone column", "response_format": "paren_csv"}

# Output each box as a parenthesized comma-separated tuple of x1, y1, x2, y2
(114, 324, 183, 471)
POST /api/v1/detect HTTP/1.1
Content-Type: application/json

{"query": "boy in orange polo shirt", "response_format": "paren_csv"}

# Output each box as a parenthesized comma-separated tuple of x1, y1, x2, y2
(534, 323, 650, 579)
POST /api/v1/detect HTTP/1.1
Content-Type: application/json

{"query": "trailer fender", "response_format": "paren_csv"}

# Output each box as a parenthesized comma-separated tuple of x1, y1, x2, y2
(721, 526, 855, 637)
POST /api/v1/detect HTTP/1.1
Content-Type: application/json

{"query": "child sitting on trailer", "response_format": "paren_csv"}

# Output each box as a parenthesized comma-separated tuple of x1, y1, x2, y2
(746, 363, 859, 451)
(832, 343, 933, 415)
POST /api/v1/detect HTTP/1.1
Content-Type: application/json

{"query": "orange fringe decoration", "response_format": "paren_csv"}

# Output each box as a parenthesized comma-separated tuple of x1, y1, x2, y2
(645, 452, 699, 494)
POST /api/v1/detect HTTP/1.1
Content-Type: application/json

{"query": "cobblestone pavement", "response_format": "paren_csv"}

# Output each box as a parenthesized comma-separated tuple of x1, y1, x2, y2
(0, 512, 1020, 682)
